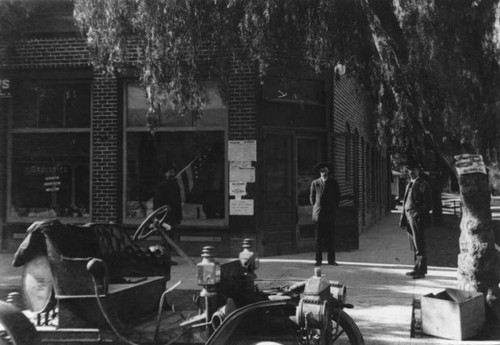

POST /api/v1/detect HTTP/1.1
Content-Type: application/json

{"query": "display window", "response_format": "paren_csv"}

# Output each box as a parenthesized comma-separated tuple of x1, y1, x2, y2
(8, 81, 91, 221)
(124, 82, 227, 226)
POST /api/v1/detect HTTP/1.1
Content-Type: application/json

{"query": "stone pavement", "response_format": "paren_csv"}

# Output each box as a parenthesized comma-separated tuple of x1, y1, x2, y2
(1, 210, 499, 344)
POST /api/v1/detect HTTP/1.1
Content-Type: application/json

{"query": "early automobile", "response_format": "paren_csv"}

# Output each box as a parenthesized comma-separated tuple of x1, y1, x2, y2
(0, 205, 364, 344)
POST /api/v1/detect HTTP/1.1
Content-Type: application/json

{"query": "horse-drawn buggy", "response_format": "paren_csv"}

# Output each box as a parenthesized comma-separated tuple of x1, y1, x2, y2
(0, 205, 364, 345)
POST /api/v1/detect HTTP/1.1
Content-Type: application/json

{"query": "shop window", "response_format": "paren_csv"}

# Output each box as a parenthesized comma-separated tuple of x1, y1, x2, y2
(14, 82, 90, 128)
(262, 76, 326, 128)
(125, 82, 227, 226)
(8, 81, 91, 221)
(127, 83, 226, 128)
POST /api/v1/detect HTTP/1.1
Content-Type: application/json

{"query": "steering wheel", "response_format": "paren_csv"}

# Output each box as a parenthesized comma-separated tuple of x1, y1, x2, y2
(133, 205, 171, 242)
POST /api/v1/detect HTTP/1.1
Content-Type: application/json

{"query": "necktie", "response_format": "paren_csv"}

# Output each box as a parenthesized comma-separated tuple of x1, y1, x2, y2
(403, 181, 413, 208)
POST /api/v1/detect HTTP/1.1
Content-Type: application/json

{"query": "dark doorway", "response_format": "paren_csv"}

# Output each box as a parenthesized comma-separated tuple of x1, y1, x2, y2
(259, 131, 325, 255)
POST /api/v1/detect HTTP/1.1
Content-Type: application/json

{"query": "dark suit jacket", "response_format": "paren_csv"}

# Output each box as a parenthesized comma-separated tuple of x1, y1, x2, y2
(399, 177, 432, 228)
(153, 178, 183, 225)
(310, 177, 340, 223)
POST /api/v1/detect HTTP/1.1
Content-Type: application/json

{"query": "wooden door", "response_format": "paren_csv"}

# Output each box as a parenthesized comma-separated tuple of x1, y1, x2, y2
(260, 132, 326, 255)
(260, 132, 296, 255)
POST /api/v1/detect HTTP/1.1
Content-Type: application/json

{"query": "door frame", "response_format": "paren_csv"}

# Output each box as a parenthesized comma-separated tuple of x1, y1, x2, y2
(258, 129, 327, 255)
(294, 133, 327, 251)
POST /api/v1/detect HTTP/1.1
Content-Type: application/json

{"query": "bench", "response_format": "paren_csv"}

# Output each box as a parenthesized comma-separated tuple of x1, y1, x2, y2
(442, 199, 462, 216)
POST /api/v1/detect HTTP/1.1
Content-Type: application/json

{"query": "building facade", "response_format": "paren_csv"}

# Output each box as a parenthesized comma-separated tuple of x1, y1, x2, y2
(0, 3, 390, 257)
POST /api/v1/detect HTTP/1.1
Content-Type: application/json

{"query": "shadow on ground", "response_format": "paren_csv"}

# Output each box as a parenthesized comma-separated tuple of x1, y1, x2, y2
(427, 214, 460, 268)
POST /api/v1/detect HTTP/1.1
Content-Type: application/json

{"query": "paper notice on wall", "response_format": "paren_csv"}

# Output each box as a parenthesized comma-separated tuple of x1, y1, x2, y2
(230, 182, 247, 197)
(228, 140, 257, 162)
(454, 154, 487, 175)
(229, 161, 255, 182)
(230, 199, 254, 215)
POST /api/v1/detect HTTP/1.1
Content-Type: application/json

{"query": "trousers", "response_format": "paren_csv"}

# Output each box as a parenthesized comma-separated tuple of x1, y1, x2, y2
(404, 209, 428, 274)
(315, 219, 336, 264)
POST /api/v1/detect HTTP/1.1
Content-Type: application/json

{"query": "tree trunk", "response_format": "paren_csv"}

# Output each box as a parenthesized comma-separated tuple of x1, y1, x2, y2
(457, 172, 500, 320)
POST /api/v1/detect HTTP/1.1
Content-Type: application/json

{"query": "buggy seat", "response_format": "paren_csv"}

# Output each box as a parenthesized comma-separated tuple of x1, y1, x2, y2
(13, 219, 170, 328)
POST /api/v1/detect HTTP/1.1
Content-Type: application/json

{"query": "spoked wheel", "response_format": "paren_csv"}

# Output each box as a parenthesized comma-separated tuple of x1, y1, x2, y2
(0, 301, 40, 345)
(133, 205, 170, 241)
(330, 310, 365, 345)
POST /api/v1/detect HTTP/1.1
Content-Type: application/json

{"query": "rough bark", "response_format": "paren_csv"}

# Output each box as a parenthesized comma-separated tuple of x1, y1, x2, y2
(457, 172, 500, 320)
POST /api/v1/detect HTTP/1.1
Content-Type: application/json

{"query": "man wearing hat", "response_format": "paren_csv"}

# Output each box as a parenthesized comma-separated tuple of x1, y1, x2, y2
(153, 163, 183, 265)
(153, 163, 183, 225)
(399, 162, 433, 279)
(310, 162, 341, 266)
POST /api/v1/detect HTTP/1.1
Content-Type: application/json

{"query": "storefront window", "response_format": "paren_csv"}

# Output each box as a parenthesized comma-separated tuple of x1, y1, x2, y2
(262, 76, 326, 128)
(125, 82, 227, 226)
(13, 82, 90, 128)
(8, 81, 91, 221)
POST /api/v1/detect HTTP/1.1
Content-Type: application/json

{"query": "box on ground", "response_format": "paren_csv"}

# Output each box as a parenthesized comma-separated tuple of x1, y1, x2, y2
(421, 288, 485, 340)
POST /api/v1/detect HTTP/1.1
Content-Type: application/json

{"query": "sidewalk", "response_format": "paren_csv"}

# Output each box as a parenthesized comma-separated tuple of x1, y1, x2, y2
(1, 211, 498, 344)
(168, 211, 497, 344)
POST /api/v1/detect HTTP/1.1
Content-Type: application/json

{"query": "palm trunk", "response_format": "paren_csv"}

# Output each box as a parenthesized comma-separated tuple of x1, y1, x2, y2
(457, 171, 500, 320)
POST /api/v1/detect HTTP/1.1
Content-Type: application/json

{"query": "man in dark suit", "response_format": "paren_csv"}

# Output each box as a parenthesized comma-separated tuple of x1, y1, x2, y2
(310, 162, 341, 266)
(153, 163, 183, 226)
(399, 162, 433, 279)
(153, 163, 183, 265)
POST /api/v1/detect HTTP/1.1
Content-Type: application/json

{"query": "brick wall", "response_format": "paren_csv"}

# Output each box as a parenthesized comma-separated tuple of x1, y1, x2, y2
(333, 74, 389, 232)
(0, 37, 88, 68)
(92, 72, 120, 222)
(228, 58, 257, 140)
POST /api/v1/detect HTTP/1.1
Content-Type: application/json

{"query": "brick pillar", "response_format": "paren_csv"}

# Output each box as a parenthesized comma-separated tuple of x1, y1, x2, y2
(228, 59, 257, 140)
(92, 72, 119, 222)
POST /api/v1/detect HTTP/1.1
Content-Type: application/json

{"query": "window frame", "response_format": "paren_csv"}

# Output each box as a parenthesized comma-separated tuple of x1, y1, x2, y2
(261, 75, 328, 130)
(122, 81, 229, 228)
(6, 79, 92, 223)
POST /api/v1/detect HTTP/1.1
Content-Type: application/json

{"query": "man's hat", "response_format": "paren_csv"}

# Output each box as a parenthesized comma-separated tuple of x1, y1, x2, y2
(313, 161, 333, 173)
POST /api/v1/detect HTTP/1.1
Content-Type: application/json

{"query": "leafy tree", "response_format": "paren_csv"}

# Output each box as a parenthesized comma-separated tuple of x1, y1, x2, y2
(72, 0, 500, 320)
(381, 0, 500, 319)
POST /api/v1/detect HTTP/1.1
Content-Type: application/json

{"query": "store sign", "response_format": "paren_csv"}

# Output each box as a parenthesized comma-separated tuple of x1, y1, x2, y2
(44, 176, 61, 192)
(0, 79, 11, 98)
(24, 165, 69, 176)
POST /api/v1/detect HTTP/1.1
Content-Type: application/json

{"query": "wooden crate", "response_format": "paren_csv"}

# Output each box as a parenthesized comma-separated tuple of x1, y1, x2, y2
(421, 288, 485, 340)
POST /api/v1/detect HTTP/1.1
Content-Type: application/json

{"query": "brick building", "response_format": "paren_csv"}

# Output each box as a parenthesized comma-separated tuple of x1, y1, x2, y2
(0, 1, 390, 257)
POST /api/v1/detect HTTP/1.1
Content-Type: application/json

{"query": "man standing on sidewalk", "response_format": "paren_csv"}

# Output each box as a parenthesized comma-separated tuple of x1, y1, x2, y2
(399, 162, 433, 279)
(310, 162, 341, 266)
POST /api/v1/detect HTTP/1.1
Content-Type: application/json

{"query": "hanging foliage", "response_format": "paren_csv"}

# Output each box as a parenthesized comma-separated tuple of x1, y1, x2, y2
(72, 0, 500, 166)
(73, 0, 383, 131)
